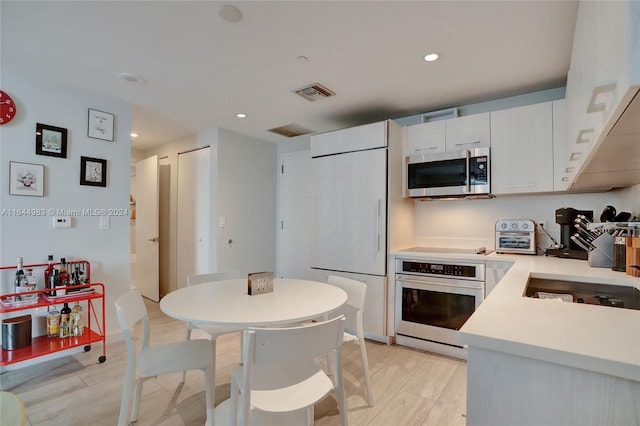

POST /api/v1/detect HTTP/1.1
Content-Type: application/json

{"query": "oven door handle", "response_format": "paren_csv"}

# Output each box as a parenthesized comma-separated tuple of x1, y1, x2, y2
(397, 278, 483, 291)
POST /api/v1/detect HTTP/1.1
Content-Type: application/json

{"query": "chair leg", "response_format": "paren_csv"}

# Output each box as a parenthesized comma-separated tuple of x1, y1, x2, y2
(118, 373, 135, 426)
(204, 365, 215, 426)
(230, 374, 239, 426)
(334, 349, 349, 426)
(181, 324, 193, 383)
(358, 338, 374, 406)
(130, 381, 144, 423)
(238, 331, 244, 365)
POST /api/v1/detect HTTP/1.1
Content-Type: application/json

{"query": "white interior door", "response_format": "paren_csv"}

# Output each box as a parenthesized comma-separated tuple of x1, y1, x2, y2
(280, 151, 313, 279)
(176, 147, 210, 290)
(135, 155, 159, 302)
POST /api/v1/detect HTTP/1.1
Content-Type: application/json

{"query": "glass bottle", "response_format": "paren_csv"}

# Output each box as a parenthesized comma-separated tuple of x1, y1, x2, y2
(49, 269, 61, 296)
(14, 257, 27, 301)
(47, 305, 60, 338)
(59, 258, 70, 287)
(24, 268, 38, 301)
(72, 302, 84, 336)
(59, 303, 71, 338)
(44, 255, 54, 292)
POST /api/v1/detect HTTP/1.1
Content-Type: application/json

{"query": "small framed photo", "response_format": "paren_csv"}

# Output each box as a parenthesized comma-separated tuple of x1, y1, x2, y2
(80, 156, 107, 187)
(87, 108, 114, 141)
(9, 161, 45, 196)
(35, 123, 68, 158)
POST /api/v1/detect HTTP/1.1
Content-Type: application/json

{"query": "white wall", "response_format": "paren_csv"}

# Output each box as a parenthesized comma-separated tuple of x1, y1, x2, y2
(213, 128, 278, 275)
(412, 190, 633, 251)
(0, 67, 131, 340)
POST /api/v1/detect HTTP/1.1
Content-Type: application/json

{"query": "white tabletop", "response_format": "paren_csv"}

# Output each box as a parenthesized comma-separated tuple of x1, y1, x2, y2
(160, 278, 347, 327)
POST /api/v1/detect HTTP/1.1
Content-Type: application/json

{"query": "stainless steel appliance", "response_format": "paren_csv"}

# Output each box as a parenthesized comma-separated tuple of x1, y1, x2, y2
(495, 219, 536, 255)
(405, 147, 490, 199)
(395, 257, 485, 359)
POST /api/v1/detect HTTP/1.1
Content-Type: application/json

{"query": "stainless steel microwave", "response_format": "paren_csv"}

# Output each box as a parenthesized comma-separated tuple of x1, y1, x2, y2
(406, 147, 491, 199)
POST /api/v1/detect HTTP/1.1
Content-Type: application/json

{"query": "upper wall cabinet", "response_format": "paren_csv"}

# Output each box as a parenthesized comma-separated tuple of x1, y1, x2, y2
(405, 120, 446, 156)
(552, 99, 571, 191)
(491, 102, 554, 195)
(404, 112, 491, 158)
(444, 112, 491, 152)
(566, 0, 640, 190)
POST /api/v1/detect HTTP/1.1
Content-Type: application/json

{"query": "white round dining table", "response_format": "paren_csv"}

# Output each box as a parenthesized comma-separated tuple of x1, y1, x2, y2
(159, 278, 347, 327)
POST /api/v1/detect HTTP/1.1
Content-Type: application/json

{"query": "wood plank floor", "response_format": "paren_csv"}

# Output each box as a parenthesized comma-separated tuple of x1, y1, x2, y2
(1, 298, 467, 425)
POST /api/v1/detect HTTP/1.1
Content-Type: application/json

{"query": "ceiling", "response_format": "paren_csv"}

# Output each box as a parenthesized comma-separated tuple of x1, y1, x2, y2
(2, 1, 578, 151)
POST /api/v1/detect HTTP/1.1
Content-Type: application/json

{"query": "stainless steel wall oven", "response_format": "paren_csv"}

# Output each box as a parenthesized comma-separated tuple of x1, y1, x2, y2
(395, 258, 485, 357)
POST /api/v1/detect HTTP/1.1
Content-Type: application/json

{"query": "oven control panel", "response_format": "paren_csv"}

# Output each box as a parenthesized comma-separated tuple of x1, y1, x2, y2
(399, 260, 483, 280)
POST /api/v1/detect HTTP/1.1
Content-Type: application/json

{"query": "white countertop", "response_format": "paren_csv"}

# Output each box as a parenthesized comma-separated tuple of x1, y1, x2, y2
(391, 249, 640, 382)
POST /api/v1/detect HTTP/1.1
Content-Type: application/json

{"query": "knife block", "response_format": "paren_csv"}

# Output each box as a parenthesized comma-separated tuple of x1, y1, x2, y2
(588, 233, 614, 268)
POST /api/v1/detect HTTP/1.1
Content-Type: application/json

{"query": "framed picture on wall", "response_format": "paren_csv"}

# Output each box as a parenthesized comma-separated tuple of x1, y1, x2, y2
(35, 123, 68, 158)
(80, 156, 107, 187)
(87, 108, 114, 141)
(9, 161, 45, 196)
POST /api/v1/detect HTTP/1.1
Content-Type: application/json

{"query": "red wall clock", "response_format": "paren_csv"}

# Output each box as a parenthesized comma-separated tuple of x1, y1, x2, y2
(1, 90, 17, 125)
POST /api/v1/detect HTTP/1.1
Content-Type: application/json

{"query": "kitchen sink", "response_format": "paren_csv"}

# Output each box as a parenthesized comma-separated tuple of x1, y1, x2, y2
(525, 277, 640, 310)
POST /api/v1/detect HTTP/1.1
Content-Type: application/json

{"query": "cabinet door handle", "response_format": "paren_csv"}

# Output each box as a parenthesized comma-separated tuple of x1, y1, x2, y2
(505, 183, 536, 188)
(374, 200, 381, 252)
(586, 80, 617, 114)
(569, 152, 583, 162)
(576, 129, 594, 144)
(465, 150, 471, 192)
(455, 140, 481, 147)
(415, 146, 438, 151)
(147, 237, 160, 243)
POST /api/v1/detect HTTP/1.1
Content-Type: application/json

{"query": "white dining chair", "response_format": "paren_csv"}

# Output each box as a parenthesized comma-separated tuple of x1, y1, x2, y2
(115, 290, 214, 426)
(182, 271, 245, 382)
(229, 315, 349, 426)
(327, 275, 374, 406)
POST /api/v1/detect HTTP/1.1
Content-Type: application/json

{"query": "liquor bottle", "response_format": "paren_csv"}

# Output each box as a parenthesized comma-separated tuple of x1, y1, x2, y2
(14, 257, 27, 301)
(60, 303, 71, 338)
(72, 302, 84, 336)
(44, 255, 54, 290)
(49, 269, 61, 296)
(24, 268, 38, 301)
(59, 258, 70, 287)
(47, 305, 60, 338)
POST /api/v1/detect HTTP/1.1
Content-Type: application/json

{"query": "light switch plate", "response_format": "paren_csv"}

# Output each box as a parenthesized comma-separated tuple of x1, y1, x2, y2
(99, 215, 110, 230)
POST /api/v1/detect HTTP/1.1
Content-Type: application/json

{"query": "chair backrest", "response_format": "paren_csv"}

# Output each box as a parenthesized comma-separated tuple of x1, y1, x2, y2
(114, 290, 151, 365)
(187, 270, 240, 286)
(246, 315, 345, 366)
(327, 275, 366, 330)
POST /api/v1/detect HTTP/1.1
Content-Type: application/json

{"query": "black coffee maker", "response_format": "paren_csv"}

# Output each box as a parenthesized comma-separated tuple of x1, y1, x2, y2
(546, 207, 593, 260)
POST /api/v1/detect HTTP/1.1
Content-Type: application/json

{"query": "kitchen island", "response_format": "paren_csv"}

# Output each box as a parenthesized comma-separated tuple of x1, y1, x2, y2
(459, 254, 640, 426)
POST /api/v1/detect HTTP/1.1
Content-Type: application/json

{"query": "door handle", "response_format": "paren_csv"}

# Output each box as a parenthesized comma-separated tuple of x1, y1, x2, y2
(147, 237, 160, 242)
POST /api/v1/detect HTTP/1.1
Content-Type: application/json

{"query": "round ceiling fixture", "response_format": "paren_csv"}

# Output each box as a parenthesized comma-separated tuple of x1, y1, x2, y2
(236, 113, 247, 118)
(296, 56, 308, 63)
(218, 5, 243, 22)
(118, 72, 144, 83)
(130, 132, 139, 138)
(424, 53, 439, 62)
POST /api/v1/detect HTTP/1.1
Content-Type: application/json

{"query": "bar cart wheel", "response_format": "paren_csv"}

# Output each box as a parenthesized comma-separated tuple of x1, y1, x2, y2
(84, 345, 91, 352)
(98, 355, 106, 363)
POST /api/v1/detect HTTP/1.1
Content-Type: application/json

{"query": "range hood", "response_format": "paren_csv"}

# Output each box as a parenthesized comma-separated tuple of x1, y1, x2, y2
(571, 89, 640, 190)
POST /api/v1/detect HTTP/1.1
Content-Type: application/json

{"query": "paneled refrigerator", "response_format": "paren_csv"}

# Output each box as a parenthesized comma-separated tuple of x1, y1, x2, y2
(310, 120, 413, 341)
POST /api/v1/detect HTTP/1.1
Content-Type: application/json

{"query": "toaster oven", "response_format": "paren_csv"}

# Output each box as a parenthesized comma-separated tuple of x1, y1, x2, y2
(495, 219, 536, 255)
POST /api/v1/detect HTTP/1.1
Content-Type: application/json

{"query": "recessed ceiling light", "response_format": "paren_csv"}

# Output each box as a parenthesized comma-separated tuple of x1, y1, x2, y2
(118, 72, 144, 83)
(218, 5, 242, 22)
(296, 56, 308, 63)
(424, 53, 439, 62)
(236, 113, 247, 118)
(130, 132, 139, 138)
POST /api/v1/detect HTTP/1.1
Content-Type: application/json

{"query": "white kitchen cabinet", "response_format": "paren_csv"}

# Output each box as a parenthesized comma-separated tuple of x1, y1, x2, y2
(445, 112, 491, 151)
(404, 120, 446, 156)
(552, 99, 571, 191)
(485, 260, 514, 296)
(566, 0, 640, 190)
(491, 102, 554, 194)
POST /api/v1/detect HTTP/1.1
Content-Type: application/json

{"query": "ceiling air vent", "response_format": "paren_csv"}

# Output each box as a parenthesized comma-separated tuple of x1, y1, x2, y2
(294, 83, 335, 101)
(268, 123, 314, 138)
